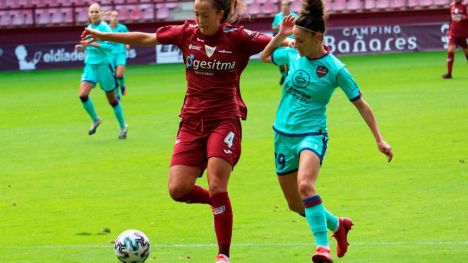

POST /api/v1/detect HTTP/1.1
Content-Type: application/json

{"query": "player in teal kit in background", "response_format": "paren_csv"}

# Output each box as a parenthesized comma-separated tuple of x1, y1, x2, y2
(75, 3, 128, 139)
(272, 0, 297, 85)
(109, 10, 129, 96)
(261, 0, 393, 262)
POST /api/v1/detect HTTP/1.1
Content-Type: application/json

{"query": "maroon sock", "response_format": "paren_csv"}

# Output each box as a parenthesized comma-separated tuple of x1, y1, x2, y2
(174, 185, 211, 204)
(447, 52, 455, 75)
(211, 192, 232, 257)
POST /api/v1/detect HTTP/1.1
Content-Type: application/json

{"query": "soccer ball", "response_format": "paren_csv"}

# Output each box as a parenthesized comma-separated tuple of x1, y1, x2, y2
(114, 229, 151, 263)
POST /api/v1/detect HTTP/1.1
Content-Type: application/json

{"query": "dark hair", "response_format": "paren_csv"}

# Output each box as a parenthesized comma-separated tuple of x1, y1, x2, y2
(210, 0, 245, 23)
(295, 0, 328, 34)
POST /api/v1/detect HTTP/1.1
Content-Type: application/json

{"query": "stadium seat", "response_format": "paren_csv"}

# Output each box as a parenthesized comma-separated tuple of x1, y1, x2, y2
(290, 0, 301, 13)
(375, 0, 390, 9)
(248, 2, 261, 16)
(390, 0, 407, 9)
(434, 0, 450, 6)
(155, 3, 170, 20)
(364, 0, 376, 10)
(74, 6, 89, 24)
(139, 3, 154, 21)
(419, 0, 434, 6)
(407, 0, 420, 8)
(262, 2, 278, 16)
(0, 10, 12, 27)
(35, 8, 51, 25)
(347, 0, 364, 12)
(10, 9, 33, 26)
(333, 0, 348, 13)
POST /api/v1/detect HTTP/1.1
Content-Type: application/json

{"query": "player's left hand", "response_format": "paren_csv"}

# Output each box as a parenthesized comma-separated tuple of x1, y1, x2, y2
(377, 140, 393, 162)
(279, 15, 295, 37)
(81, 28, 102, 44)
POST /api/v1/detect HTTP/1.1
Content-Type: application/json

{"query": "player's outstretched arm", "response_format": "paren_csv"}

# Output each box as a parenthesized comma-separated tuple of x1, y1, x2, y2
(352, 97, 393, 162)
(81, 28, 159, 46)
(261, 15, 295, 63)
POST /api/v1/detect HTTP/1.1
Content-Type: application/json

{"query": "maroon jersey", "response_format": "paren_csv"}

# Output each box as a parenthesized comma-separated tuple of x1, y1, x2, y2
(449, 2, 468, 37)
(156, 20, 271, 120)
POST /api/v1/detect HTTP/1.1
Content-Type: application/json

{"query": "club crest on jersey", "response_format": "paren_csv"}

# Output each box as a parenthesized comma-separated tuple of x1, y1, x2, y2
(205, 45, 216, 58)
(316, 65, 328, 78)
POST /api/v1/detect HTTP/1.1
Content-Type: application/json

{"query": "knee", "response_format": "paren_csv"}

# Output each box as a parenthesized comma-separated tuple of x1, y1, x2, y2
(108, 99, 119, 107)
(298, 180, 316, 198)
(168, 183, 192, 202)
(208, 179, 227, 196)
(79, 95, 88, 102)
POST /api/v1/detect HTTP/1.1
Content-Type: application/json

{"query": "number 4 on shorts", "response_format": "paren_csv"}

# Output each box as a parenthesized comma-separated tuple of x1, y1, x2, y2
(224, 131, 235, 148)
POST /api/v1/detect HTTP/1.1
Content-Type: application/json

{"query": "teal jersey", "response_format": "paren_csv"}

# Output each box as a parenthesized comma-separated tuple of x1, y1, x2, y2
(85, 21, 113, 64)
(272, 47, 361, 135)
(110, 23, 129, 54)
(272, 12, 298, 39)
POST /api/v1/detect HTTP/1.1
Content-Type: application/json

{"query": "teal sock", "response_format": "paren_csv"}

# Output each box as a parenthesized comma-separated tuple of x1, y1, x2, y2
(110, 101, 126, 128)
(117, 77, 125, 90)
(303, 195, 329, 247)
(324, 207, 339, 232)
(80, 96, 98, 121)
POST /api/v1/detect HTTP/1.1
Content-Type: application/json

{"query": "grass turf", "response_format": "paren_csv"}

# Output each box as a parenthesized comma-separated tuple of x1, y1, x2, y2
(0, 51, 467, 262)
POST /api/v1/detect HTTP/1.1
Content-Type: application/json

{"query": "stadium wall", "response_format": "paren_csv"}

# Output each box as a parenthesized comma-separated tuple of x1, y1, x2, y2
(0, 9, 449, 71)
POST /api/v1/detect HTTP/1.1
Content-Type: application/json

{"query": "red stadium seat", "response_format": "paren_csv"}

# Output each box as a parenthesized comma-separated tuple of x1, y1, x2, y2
(375, 0, 390, 9)
(364, 0, 376, 10)
(262, 2, 278, 16)
(419, 0, 434, 6)
(407, 0, 420, 8)
(390, 0, 407, 9)
(0, 10, 12, 27)
(434, 0, 450, 6)
(155, 3, 170, 20)
(347, 0, 364, 12)
(290, 0, 301, 13)
(74, 6, 89, 24)
(333, 0, 348, 12)
(139, 3, 154, 21)
(35, 8, 51, 25)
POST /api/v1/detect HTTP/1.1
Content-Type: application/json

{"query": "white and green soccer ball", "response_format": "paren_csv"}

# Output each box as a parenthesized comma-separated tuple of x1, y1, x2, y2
(114, 229, 151, 263)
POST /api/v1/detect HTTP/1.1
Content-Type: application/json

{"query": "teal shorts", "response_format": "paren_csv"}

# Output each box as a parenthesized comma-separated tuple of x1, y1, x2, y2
(274, 130, 329, 175)
(81, 63, 117, 92)
(112, 52, 127, 66)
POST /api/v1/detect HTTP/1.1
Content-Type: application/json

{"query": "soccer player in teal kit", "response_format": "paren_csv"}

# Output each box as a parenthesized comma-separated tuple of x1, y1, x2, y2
(76, 3, 128, 139)
(109, 10, 129, 96)
(261, 0, 393, 262)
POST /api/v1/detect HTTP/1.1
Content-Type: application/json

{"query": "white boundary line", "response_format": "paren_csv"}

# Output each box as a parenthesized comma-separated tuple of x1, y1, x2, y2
(5, 241, 468, 249)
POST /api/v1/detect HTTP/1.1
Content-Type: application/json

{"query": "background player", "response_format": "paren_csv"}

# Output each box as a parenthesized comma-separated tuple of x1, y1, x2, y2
(75, 3, 128, 139)
(260, 1, 393, 262)
(109, 10, 130, 96)
(81, 0, 272, 262)
(442, 0, 468, 79)
(272, 0, 297, 85)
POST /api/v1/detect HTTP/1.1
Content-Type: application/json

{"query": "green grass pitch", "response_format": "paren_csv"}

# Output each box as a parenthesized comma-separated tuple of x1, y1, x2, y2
(0, 51, 467, 262)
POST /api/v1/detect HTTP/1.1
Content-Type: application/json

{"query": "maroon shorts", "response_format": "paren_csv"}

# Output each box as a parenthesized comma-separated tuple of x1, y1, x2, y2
(448, 36, 468, 48)
(170, 117, 242, 170)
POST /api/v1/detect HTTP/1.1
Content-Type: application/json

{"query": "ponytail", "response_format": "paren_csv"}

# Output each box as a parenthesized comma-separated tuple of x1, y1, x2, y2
(211, 0, 245, 23)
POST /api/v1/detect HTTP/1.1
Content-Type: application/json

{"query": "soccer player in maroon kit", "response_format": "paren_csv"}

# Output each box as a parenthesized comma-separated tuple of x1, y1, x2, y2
(443, 0, 468, 79)
(81, 0, 271, 262)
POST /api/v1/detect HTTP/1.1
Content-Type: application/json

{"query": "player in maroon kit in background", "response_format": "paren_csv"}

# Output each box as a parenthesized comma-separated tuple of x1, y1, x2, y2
(442, 0, 468, 79)
(81, 0, 271, 262)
